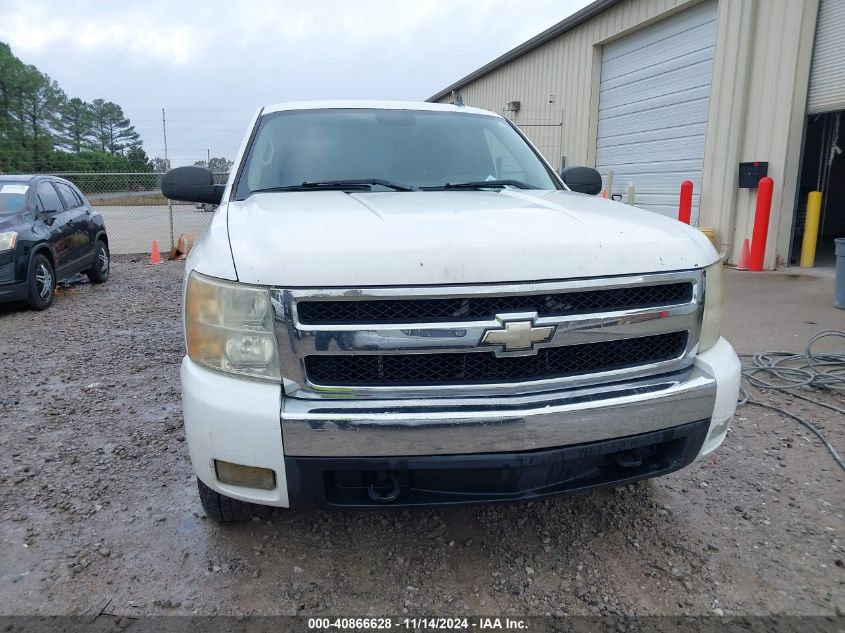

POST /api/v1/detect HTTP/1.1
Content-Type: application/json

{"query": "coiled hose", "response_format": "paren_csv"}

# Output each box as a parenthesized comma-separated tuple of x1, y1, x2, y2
(738, 329, 845, 471)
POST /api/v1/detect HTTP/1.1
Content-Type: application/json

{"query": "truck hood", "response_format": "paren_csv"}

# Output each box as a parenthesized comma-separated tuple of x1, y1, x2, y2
(226, 189, 718, 286)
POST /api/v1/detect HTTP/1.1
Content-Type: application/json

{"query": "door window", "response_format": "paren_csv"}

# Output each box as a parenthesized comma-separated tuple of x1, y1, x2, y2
(71, 187, 85, 207)
(37, 182, 64, 212)
(54, 182, 80, 209)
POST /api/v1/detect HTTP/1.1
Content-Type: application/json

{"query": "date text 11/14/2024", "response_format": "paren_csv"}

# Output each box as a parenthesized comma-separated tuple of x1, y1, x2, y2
(307, 617, 528, 630)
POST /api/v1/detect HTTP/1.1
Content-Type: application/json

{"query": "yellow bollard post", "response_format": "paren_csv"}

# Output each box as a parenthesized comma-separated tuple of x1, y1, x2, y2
(800, 191, 823, 267)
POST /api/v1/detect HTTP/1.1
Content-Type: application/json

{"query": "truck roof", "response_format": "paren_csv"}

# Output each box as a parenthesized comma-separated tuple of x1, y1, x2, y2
(261, 100, 499, 117)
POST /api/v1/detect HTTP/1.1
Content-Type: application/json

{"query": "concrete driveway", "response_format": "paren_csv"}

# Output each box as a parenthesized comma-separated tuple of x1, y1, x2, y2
(95, 205, 215, 255)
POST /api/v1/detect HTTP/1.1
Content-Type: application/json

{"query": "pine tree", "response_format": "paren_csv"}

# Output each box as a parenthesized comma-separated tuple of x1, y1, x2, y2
(58, 97, 95, 153)
(0, 44, 42, 171)
(17, 65, 65, 170)
(126, 143, 152, 171)
(0, 41, 149, 173)
(90, 99, 141, 156)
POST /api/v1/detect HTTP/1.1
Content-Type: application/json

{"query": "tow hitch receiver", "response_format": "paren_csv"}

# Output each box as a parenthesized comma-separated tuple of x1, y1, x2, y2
(611, 446, 657, 469)
(366, 471, 401, 503)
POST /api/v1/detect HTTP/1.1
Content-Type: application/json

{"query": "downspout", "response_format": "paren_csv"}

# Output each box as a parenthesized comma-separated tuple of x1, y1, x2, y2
(717, 0, 757, 261)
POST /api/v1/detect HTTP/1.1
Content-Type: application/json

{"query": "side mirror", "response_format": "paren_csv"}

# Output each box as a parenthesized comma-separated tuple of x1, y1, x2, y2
(35, 209, 57, 225)
(560, 166, 603, 196)
(162, 166, 224, 204)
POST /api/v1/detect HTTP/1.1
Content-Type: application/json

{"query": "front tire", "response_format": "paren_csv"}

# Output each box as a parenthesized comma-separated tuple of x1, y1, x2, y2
(197, 478, 268, 524)
(27, 254, 55, 310)
(86, 240, 109, 284)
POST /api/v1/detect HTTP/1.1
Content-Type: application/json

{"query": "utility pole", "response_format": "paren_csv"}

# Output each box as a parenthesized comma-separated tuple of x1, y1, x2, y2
(162, 108, 174, 251)
(207, 148, 210, 167)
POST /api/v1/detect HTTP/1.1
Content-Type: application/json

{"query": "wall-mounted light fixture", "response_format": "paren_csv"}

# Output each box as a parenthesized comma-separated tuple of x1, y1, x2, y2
(505, 101, 521, 113)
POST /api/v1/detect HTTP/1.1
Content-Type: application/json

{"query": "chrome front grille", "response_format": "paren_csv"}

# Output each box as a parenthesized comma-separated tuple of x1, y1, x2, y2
(305, 332, 688, 386)
(297, 283, 693, 324)
(271, 271, 704, 400)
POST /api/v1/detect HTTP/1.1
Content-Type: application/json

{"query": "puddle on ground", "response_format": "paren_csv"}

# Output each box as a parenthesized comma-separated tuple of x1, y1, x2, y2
(55, 275, 91, 294)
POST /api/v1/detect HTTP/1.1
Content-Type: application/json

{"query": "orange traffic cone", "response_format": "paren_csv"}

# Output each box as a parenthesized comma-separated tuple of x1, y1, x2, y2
(736, 239, 751, 270)
(150, 240, 162, 265)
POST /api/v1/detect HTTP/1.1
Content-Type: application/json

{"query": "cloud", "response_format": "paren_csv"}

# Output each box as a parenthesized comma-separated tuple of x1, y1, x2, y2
(0, 0, 592, 163)
(0, 1, 211, 64)
(1, 0, 588, 66)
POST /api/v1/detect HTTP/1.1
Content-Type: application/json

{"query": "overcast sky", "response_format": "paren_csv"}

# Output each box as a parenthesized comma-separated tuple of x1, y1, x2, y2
(0, 0, 592, 166)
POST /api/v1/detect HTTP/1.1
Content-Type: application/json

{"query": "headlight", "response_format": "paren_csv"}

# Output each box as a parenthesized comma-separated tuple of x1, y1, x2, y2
(0, 231, 17, 251)
(184, 271, 281, 382)
(699, 260, 724, 352)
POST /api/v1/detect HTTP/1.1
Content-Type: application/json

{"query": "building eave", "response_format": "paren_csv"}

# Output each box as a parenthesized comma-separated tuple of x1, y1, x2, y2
(427, 0, 624, 103)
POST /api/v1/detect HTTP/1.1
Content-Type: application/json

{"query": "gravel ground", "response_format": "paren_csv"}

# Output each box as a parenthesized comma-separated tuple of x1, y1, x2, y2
(0, 258, 843, 617)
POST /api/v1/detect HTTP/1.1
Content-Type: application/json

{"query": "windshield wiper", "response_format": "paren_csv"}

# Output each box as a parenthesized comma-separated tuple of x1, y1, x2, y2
(250, 179, 417, 194)
(303, 179, 418, 191)
(435, 179, 540, 190)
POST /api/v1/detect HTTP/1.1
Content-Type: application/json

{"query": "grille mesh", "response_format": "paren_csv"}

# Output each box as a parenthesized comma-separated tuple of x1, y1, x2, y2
(297, 283, 692, 324)
(305, 332, 688, 386)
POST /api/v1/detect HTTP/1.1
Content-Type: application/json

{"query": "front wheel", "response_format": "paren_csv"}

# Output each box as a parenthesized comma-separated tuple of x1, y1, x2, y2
(27, 254, 55, 310)
(86, 240, 109, 284)
(197, 478, 270, 524)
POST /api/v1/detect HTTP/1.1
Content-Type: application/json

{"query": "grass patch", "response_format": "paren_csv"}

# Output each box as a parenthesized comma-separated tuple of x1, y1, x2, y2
(90, 193, 171, 206)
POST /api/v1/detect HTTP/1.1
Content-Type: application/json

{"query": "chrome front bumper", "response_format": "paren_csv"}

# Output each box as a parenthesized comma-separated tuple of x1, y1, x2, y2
(281, 365, 717, 457)
(274, 271, 739, 462)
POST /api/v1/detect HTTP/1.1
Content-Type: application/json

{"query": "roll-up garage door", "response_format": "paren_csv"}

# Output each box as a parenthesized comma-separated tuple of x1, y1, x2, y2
(807, 0, 845, 115)
(596, 0, 717, 222)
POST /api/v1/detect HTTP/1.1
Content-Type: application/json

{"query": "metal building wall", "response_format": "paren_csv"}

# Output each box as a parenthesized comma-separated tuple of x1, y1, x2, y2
(435, 0, 696, 169)
(595, 0, 717, 220)
(699, 0, 819, 268)
(435, 0, 821, 269)
(807, 0, 845, 114)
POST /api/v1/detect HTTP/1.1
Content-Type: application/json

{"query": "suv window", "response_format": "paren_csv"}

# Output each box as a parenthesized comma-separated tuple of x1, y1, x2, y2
(71, 186, 85, 207)
(37, 182, 64, 212)
(54, 181, 80, 209)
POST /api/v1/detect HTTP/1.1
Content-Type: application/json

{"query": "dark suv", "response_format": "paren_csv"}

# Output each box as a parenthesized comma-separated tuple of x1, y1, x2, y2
(0, 175, 109, 310)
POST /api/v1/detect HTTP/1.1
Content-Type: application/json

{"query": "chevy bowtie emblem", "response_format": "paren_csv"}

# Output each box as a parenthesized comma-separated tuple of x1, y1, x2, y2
(482, 319, 555, 352)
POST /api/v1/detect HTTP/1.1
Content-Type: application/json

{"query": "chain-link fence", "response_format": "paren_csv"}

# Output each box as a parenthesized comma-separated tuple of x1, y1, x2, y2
(45, 172, 228, 255)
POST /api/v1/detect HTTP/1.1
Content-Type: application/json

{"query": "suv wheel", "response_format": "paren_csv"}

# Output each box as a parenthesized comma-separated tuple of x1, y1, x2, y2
(27, 254, 55, 310)
(86, 240, 110, 284)
(197, 478, 269, 524)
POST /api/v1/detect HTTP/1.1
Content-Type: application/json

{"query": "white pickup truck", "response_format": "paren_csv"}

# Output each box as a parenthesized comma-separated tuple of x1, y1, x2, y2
(162, 101, 740, 522)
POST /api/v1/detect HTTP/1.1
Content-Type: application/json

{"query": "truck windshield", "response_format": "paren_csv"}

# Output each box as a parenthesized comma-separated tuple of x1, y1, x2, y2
(234, 108, 559, 199)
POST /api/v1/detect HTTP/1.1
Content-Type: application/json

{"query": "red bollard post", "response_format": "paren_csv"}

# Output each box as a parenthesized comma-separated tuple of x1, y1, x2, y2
(749, 176, 774, 272)
(678, 180, 693, 224)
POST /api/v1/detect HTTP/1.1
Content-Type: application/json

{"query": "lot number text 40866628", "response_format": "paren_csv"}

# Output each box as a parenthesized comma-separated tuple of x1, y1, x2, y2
(307, 618, 527, 630)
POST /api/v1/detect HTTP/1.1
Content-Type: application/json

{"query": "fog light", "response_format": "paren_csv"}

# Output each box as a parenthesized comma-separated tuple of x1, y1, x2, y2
(707, 418, 730, 440)
(214, 460, 276, 490)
